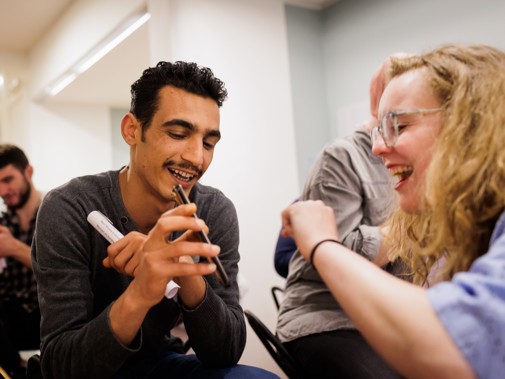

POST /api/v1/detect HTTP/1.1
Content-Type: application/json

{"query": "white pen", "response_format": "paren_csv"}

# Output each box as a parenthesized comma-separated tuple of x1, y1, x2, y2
(87, 211, 180, 298)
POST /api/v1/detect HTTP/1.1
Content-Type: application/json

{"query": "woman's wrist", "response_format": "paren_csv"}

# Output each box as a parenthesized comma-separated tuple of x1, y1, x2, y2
(309, 239, 344, 268)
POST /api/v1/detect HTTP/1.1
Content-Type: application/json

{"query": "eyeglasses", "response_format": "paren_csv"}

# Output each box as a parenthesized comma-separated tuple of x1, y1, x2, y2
(370, 108, 442, 147)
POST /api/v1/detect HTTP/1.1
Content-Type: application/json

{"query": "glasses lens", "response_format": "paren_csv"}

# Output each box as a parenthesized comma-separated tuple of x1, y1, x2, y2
(383, 113, 396, 147)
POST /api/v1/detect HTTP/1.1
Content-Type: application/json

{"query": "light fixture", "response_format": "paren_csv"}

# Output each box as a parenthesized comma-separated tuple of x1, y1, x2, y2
(44, 9, 151, 97)
(46, 73, 77, 97)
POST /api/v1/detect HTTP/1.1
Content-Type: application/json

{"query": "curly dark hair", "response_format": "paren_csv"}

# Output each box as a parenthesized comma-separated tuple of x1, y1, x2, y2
(129, 61, 228, 133)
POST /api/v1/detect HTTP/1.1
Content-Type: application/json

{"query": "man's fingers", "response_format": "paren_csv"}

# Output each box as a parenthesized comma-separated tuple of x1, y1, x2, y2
(102, 256, 111, 268)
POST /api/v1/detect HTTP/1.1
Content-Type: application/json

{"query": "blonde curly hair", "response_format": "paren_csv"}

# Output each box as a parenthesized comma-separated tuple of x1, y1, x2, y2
(383, 44, 505, 286)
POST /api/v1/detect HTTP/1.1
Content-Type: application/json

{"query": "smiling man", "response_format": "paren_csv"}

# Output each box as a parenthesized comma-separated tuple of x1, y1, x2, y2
(32, 62, 278, 379)
(0, 144, 42, 379)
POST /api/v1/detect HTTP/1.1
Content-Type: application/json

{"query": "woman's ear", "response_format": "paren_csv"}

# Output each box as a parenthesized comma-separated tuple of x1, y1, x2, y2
(121, 113, 139, 146)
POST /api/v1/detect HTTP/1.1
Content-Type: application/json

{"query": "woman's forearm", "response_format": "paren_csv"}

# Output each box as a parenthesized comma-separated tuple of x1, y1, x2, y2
(312, 242, 475, 379)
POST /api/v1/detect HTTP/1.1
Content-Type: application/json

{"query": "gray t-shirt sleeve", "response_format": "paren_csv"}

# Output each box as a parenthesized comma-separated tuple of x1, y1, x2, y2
(302, 134, 391, 260)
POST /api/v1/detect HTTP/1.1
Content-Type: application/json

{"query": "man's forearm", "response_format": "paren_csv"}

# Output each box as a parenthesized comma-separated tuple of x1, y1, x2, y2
(12, 240, 33, 268)
(109, 285, 151, 346)
(176, 274, 207, 309)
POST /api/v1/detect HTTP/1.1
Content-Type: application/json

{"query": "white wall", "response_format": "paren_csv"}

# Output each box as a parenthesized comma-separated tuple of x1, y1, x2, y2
(285, 5, 330, 189)
(284, 0, 505, 189)
(321, 0, 505, 138)
(0, 51, 28, 143)
(28, 102, 112, 190)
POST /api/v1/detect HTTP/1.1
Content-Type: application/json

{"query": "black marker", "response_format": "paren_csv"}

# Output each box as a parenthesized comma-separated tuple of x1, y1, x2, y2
(172, 184, 230, 287)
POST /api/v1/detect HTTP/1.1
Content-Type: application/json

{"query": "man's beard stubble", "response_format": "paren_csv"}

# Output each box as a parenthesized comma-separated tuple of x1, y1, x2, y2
(9, 176, 32, 211)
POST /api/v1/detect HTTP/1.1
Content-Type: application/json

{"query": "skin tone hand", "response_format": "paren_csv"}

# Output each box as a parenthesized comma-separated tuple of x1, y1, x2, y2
(281, 200, 340, 259)
(0, 225, 32, 268)
(103, 231, 146, 276)
(108, 203, 219, 346)
(151, 205, 213, 309)
(281, 200, 475, 379)
(103, 204, 210, 277)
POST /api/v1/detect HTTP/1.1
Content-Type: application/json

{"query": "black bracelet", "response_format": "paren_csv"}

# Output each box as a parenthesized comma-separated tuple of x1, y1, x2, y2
(309, 239, 344, 268)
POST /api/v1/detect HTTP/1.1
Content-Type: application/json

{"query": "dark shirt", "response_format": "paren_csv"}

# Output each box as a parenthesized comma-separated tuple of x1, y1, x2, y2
(274, 199, 299, 278)
(274, 232, 297, 278)
(32, 170, 245, 379)
(0, 208, 39, 313)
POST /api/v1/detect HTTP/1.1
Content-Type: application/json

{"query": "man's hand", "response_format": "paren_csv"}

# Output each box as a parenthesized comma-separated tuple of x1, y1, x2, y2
(111, 204, 219, 308)
(103, 204, 212, 277)
(109, 203, 219, 346)
(0, 225, 32, 268)
(0, 225, 19, 257)
(103, 231, 146, 276)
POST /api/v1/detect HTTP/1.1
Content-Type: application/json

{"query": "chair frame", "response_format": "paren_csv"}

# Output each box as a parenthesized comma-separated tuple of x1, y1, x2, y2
(244, 309, 306, 379)
(271, 285, 284, 310)
(26, 354, 42, 379)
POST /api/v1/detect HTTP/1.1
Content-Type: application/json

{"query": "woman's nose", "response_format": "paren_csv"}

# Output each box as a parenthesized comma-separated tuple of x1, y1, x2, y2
(371, 133, 391, 157)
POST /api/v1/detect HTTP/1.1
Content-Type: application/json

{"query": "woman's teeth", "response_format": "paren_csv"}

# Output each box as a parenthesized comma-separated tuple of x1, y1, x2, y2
(389, 166, 413, 183)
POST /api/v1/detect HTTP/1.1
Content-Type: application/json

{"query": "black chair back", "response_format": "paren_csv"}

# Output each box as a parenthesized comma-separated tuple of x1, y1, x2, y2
(244, 310, 307, 379)
(26, 354, 43, 379)
(271, 286, 284, 310)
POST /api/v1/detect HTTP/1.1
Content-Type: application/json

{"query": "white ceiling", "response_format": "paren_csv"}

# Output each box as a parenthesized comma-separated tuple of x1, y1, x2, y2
(0, 0, 77, 55)
(0, 0, 337, 108)
(0, 0, 337, 54)
(46, 23, 151, 108)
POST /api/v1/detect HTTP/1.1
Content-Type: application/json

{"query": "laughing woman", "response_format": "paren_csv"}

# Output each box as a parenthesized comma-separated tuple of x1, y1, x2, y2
(280, 44, 505, 379)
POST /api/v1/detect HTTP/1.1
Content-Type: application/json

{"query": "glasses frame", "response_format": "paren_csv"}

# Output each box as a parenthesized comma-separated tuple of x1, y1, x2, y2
(371, 108, 442, 148)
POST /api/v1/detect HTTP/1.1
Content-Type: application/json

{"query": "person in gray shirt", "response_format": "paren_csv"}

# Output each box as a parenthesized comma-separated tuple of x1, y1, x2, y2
(276, 58, 407, 378)
(32, 61, 279, 379)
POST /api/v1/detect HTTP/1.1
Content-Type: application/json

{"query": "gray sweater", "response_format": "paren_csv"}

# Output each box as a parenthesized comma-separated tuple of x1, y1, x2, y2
(32, 170, 244, 379)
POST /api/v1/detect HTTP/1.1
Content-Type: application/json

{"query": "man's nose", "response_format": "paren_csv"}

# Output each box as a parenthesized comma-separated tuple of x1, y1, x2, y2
(181, 138, 204, 167)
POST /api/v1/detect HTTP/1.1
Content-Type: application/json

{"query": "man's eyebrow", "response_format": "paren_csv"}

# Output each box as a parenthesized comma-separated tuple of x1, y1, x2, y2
(163, 119, 194, 129)
(163, 119, 221, 139)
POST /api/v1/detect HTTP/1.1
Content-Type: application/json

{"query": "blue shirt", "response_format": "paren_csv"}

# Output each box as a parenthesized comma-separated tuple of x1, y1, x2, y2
(428, 211, 505, 379)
